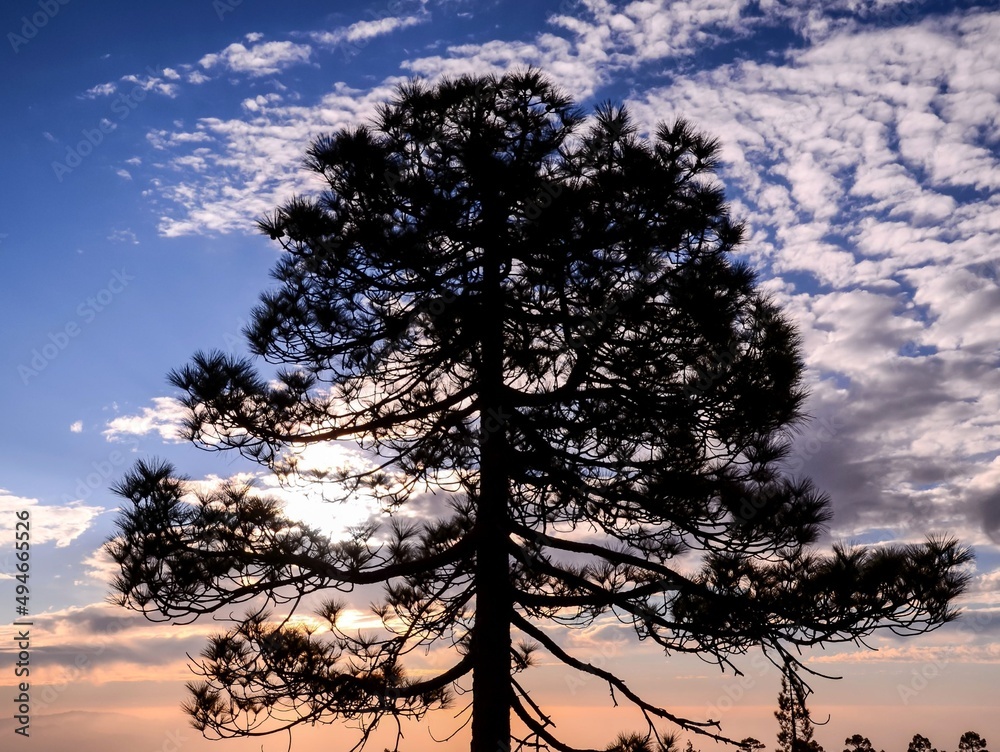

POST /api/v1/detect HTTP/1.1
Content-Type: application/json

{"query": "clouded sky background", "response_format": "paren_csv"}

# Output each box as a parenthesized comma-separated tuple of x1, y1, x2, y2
(1, 0, 998, 749)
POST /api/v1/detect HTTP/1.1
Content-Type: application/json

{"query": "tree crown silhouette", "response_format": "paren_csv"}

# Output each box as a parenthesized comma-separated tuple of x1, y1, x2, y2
(107, 70, 971, 752)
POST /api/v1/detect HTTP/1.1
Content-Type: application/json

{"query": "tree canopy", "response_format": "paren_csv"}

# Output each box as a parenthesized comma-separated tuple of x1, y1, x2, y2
(959, 732, 990, 752)
(774, 667, 824, 752)
(107, 70, 972, 752)
(843, 735, 880, 752)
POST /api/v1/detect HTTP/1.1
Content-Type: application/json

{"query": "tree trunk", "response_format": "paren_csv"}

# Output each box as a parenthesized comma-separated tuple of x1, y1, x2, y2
(470, 242, 512, 752)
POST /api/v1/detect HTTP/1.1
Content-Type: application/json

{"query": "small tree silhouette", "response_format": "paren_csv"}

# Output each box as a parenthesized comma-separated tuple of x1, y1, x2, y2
(909, 735, 938, 752)
(774, 667, 824, 752)
(106, 70, 973, 752)
(607, 732, 679, 752)
(843, 735, 881, 752)
(958, 732, 989, 752)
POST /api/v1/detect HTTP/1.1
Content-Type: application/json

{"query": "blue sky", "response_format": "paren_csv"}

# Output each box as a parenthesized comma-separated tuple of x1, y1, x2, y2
(1, 1, 999, 750)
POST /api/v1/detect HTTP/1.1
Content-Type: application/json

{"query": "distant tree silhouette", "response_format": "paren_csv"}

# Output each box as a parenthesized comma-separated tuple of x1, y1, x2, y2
(607, 732, 679, 752)
(909, 735, 938, 752)
(741, 738, 766, 752)
(958, 732, 988, 752)
(774, 667, 824, 752)
(843, 735, 881, 752)
(106, 70, 973, 752)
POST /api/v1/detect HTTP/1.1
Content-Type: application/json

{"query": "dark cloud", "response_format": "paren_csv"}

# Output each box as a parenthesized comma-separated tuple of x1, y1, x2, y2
(977, 491, 1000, 544)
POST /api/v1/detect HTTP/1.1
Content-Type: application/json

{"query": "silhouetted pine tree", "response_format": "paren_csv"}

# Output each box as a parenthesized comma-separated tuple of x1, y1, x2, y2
(775, 668, 823, 752)
(843, 734, 881, 752)
(106, 70, 972, 752)
(909, 735, 938, 752)
(958, 732, 989, 752)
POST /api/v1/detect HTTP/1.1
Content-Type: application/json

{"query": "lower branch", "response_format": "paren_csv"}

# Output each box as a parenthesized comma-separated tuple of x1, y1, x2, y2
(511, 611, 738, 744)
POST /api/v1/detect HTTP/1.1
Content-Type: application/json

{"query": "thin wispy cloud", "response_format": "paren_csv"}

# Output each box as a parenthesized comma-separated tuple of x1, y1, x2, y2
(311, 12, 428, 48)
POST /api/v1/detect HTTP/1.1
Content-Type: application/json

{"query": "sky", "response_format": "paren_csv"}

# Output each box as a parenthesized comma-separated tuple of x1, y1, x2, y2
(1, 0, 999, 749)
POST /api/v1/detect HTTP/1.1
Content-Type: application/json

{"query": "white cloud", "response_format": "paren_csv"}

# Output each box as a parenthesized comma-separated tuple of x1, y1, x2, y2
(134, 6, 1000, 577)
(554, 0, 751, 60)
(402, 31, 612, 100)
(199, 40, 313, 77)
(312, 13, 427, 50)
(0, 492, 103, 548)
(103, 397, 187, 443)
(115, 168, 132, 181)
(182, 459, 384, 542)
(121, 72, 179, 98)
(615, 11, 1000, 545)
(240, 92, 283, 112)
(82, 82, 116, 98)
(70, 420, 83, 433)
(154, 81, 399, 236)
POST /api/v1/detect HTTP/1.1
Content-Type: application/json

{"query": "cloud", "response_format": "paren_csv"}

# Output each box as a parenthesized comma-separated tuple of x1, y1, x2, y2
(621, 10, 1000, 548)
(148, 1, 795, 235)
(121, 71, 179, 98)
(812, 640, 1000, 665)
(82, 66, 180, 101)
(547, 0, 753, 61)
(399, 0, 925, 95)
(153, 81, 399, 236)
(240, 92, 283, 112)
(70, 420, 83, 433)
(0, 492, 103, 548)
(0, 602, 209, 686)
(131, 4, 1000, 595)
(107, 227, 138, 244)
(103, 397, 187, 443)
(82, 82, 116, 98)
(311, 12, 428, 51)
(199, 40, 313, 77)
